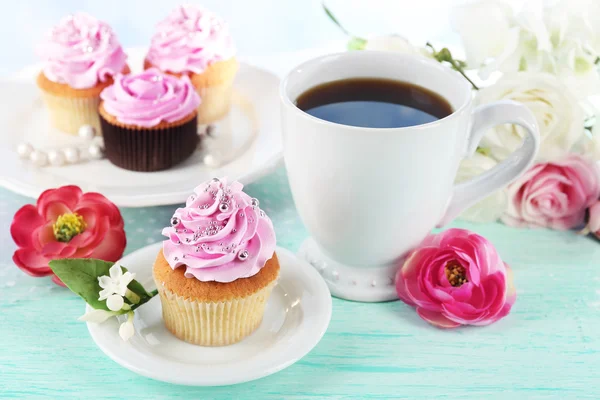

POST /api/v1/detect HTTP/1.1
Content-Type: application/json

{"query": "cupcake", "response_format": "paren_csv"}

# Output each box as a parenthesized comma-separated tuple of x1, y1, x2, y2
(145, 5, 238, 124)
(99, 69, 201, 172)
(37, 12, 129, 134)
(155, 178, 278, 346)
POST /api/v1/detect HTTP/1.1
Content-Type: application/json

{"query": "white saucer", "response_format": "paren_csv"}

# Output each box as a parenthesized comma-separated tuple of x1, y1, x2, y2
(85, 243, 332, 386)
(0, 49, 283, 207)
(298, 238, 399, 302)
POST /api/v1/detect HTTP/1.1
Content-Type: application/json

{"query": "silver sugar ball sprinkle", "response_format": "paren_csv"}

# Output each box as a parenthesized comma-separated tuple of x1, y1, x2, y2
(237, 250, 249, 261)
(251, 198, 259, 207)
(219, 203, 229, 212)
(171, 217, 179, 226)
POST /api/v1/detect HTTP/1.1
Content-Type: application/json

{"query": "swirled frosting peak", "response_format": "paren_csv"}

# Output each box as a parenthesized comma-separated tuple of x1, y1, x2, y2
(162, 178, 276, 283)
(38, 12, 127, 89)
(100, 68, 201, 127)
(146, 5, 236, 74)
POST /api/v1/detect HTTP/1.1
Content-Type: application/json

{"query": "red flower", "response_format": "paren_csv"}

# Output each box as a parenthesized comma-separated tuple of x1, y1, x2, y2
(10, 185, 126, 286)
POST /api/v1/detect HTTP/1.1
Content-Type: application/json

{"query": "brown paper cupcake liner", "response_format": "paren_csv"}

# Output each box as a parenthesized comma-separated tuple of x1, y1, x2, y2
(100, 114, 199, 172)
(156, 279, 277, 346)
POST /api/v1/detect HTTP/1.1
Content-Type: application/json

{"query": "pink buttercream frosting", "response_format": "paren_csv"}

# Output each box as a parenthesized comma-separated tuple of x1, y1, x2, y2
(162, 178, 276, 283)
(38, 12, 127, 89)
(100, 68, 201, 128)
(146, 5, 236, 74)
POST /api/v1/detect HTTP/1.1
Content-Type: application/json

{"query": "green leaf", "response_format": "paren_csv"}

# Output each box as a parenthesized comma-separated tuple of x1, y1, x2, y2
(50, 258, 114, 311)
(50, 259, 158, 312)
(518, 56, 527, 71)
(127, 278, 153, 300)
(348, 37, 367, 51)
(126, 273, 155, 310)
(476, 147, 491, 157)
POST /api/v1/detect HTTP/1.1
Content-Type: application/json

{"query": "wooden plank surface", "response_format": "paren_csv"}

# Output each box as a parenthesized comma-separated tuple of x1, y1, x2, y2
(1, 168, 599, 399)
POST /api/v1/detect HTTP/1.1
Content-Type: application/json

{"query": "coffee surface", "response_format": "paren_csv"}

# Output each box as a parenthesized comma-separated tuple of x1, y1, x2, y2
(295, 78, 453, 128)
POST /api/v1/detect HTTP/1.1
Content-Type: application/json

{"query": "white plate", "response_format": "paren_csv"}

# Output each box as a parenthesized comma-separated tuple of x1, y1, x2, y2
(85, 243, 332, 386)
(0, 49, 283, 207)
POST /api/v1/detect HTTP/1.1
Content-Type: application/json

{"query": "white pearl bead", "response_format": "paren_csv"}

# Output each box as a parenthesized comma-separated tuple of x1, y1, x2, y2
(92, 136, 104, 149)
(203, 151, 222, 167)
(17, 143, 33, 159)
(29, 150, 48, 167)
(63, 147, 80, 164)
(78, 125, 96, 141)
(48, 150, 66, 166)
(88, 144, 103, 160)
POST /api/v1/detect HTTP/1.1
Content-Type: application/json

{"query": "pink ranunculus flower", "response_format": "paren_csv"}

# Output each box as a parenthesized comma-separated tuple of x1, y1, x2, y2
(584, 200, 600, 239)
(396, 229, 516, 329)
(10, 185, 126, 286)
(502, 155, 600, 230)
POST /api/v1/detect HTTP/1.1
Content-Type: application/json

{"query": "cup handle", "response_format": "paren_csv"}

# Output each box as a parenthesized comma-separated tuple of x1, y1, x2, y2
(437, 100, 540, 227)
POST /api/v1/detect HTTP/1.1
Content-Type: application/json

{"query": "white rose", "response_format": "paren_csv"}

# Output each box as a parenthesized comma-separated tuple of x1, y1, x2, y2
(451, 0, 551, 79)
(576, 114, 600, 160)
(452, 0, 600, 96)
(476, 72, 585, 161)
(543, 0, 600, 97)
(364, 34, 431, 58)
(455, 152, 508, 223)
(365, 34, 417, 53)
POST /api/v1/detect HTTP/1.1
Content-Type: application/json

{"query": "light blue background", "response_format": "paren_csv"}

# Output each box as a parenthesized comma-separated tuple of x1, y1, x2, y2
(0, 0, 465, 76)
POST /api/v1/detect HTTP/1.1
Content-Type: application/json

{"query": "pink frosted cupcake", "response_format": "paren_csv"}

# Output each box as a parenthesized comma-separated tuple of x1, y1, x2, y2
(99, 69, 201, 172)
(36, 12, 129, 134)
(144, 5, 238, 124)
(154, 178, 279, 346)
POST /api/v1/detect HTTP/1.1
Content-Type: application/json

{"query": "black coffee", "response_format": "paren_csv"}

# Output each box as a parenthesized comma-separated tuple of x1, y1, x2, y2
(295, 78, 453, 128)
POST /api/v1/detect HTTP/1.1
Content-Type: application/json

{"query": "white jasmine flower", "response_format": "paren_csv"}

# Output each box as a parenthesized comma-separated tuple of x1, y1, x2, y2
(119, 312, 135, 342)
(98, 263, 135, 300)
(78, 309, 117, 323)
(106, 294, 125, 312)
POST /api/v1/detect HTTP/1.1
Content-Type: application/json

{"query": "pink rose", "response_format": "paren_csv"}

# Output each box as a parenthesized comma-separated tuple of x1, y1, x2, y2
(396, 229, 516, 329)
(584, 200, 600, 239)
(503, 155, 600, 230)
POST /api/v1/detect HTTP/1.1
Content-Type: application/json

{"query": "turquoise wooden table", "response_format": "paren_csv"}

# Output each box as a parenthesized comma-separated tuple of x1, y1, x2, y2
(1, 166, 599, 399)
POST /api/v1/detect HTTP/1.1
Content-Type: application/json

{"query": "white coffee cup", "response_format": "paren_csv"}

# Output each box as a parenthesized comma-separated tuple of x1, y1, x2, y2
(280, 51, 539, 302)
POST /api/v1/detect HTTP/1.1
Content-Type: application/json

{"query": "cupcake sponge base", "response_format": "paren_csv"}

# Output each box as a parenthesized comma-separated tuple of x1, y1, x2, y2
(153, 250, 280, 346)
(157, 280, 276, 346)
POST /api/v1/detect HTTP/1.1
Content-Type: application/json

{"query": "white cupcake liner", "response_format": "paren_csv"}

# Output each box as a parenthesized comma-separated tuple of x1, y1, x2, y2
(156, 279, 277, 346)
(195, 80, 235, 125)
(39, 90, 101, 135)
